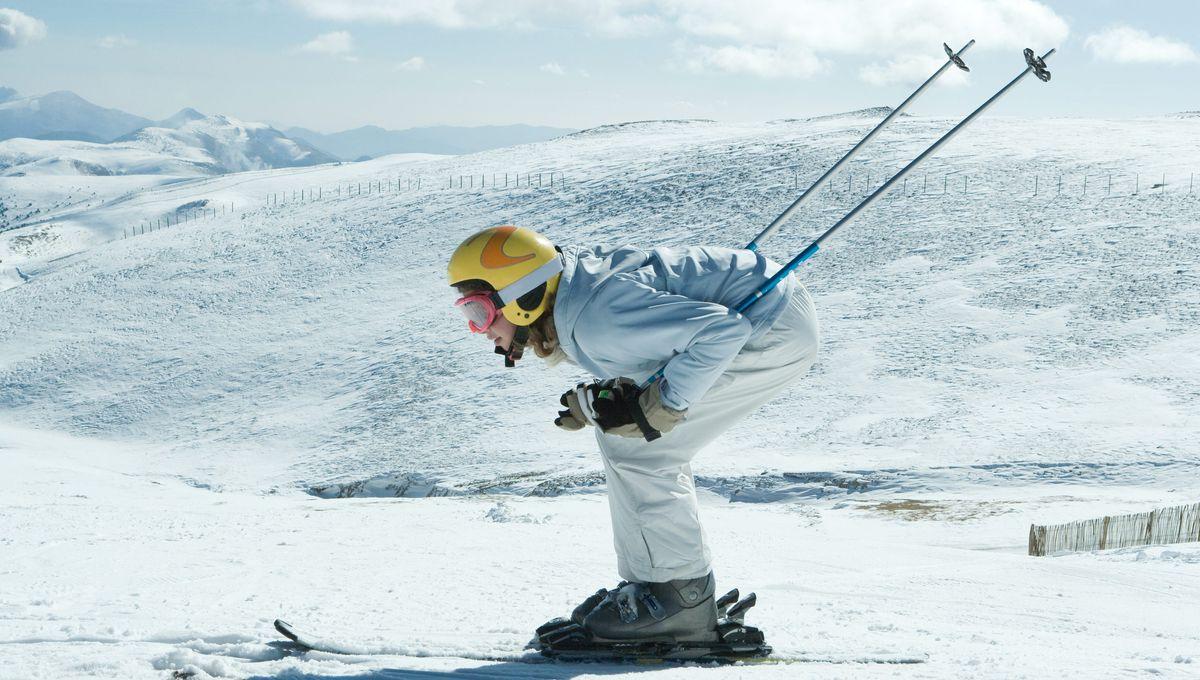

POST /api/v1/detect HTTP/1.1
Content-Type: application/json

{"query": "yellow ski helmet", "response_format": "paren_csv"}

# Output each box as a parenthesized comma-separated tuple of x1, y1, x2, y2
(447, 225, 562, 327)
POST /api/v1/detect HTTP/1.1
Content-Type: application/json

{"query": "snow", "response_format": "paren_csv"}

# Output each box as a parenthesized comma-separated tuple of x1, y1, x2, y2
(1, 115, 1199, 678)
(0, 112, 337, 179)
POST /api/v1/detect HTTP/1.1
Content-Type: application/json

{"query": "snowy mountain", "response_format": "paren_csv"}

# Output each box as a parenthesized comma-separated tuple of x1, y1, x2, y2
(2, 115, 1198, 678)
(0, 112, 338, 178)
(157, 106, 207, 129)
(114, 113, 337, 173)
(0, 89, 152, 142)
(285, 122, 576, 159)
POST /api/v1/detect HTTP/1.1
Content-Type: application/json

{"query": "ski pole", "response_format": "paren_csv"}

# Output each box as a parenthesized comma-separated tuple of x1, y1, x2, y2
(747, 40, 974, 252)
(735, 48, 1054, 314)
(642, 47, 1055, 393)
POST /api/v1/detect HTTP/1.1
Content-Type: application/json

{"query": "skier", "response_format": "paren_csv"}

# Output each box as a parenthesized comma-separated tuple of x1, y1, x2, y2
(447, 225, 819, 652)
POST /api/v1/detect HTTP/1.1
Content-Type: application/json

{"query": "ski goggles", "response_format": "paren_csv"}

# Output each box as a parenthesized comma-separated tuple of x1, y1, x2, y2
(451, 254, 565, 334)
(455, 292, 502, 333)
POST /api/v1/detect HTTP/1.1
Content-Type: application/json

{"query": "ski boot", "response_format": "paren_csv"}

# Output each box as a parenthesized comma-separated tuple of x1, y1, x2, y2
(570, 582, 625, 624)
(532, 572, 771, 662)
(583, 573, 718, 642)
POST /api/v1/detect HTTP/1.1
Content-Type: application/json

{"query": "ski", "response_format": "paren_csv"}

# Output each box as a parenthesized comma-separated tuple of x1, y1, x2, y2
(273, 618, 928, 666)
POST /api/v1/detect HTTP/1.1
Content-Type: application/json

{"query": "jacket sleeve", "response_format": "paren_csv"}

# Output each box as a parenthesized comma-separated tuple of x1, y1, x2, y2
(573, 273, 752, 410)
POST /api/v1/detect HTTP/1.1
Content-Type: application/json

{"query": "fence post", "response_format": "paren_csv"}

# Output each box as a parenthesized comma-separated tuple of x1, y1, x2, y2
(1107, 174, 1111, 195)
(1034, 175, 1038, 196)
(1135, 173, 1139, 195)
(1082, 175, 1087, 196)
(923, 173, 927, 194)
(943, 174, 948, 195)
(1161, 172, 1166, 195)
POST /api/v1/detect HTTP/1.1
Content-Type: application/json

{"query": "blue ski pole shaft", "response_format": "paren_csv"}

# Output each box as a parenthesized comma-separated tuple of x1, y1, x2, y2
(644, 48, 1055, 389)
(748, 39, 975, 252)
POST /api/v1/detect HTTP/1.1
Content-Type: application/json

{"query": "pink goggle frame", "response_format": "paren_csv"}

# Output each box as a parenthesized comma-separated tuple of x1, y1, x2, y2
(455, 292, 500, 333)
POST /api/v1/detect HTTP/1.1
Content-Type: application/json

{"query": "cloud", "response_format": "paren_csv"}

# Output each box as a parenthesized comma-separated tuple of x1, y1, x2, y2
(0, 7, 47, 50)
(288, 0, 655, 36)
(396, 56, 425, 71)
(539, 61, 565, 76)
(682, 43, 825, 79)
(669, 0, 1067, 82)
(860, 53, 969, 87)
(1084, 25, 1198, 65)
(290, 0, 523, 29)
(299, 30, 354, 56)
(287, 0, 1069, 81)
(0, 86, 17, 103)
(97, 34, 137, 49)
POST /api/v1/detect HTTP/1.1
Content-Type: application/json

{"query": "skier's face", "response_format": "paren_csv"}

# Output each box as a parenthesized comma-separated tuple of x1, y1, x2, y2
(485, 315, 517, 351)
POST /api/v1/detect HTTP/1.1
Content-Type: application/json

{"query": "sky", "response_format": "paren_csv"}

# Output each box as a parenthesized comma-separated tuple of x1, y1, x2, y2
(1, 0, 1198, 132)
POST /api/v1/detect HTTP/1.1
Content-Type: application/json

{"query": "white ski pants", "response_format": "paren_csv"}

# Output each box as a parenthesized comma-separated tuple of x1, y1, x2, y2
(595, 283, 820, 582)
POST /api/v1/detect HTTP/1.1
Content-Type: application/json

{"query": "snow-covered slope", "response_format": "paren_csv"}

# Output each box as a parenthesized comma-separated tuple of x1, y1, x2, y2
(5, 115, 1197, 490)
(2, 116, 1198, 678)
(0, 136, 214, 176)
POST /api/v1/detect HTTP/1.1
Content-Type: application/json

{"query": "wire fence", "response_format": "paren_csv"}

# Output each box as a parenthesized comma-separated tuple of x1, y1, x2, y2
(119, 168, 1200, 241)
(785, 169, 1199, 200)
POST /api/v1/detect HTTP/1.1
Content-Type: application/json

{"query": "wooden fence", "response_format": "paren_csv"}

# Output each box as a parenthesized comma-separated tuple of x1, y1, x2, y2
(1029, 502, 1200, 556)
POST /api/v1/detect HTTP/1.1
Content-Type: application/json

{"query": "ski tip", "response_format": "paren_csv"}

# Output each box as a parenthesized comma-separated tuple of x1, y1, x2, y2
(274, 619, 300, 642)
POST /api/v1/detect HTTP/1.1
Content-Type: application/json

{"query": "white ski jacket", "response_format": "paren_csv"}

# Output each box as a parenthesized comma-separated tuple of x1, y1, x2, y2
(552, 245, 797, 411)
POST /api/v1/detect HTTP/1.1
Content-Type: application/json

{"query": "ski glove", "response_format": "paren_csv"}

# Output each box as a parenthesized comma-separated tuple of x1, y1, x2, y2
(555, 378, 686, 441)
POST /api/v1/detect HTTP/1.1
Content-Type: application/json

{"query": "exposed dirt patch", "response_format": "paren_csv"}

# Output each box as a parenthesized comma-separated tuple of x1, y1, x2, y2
(862, 498, 1018, 522)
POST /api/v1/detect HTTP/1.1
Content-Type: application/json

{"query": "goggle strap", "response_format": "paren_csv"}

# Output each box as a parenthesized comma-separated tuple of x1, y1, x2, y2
(495, 255, 564, 306)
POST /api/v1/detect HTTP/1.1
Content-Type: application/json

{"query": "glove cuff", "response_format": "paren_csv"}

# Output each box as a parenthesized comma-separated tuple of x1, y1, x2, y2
(637, 381, 687, 440)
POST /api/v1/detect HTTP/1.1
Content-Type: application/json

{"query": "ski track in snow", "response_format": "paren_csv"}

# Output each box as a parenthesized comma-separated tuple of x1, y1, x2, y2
(1, 117, 1199, 678)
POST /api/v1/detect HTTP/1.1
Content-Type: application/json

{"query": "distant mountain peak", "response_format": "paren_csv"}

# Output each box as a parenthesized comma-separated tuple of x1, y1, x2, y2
(285, 122, 576, 159)
(40, 90, 90, 103)
(0, 89, 152, 143)
(160, 107, 206, 128)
